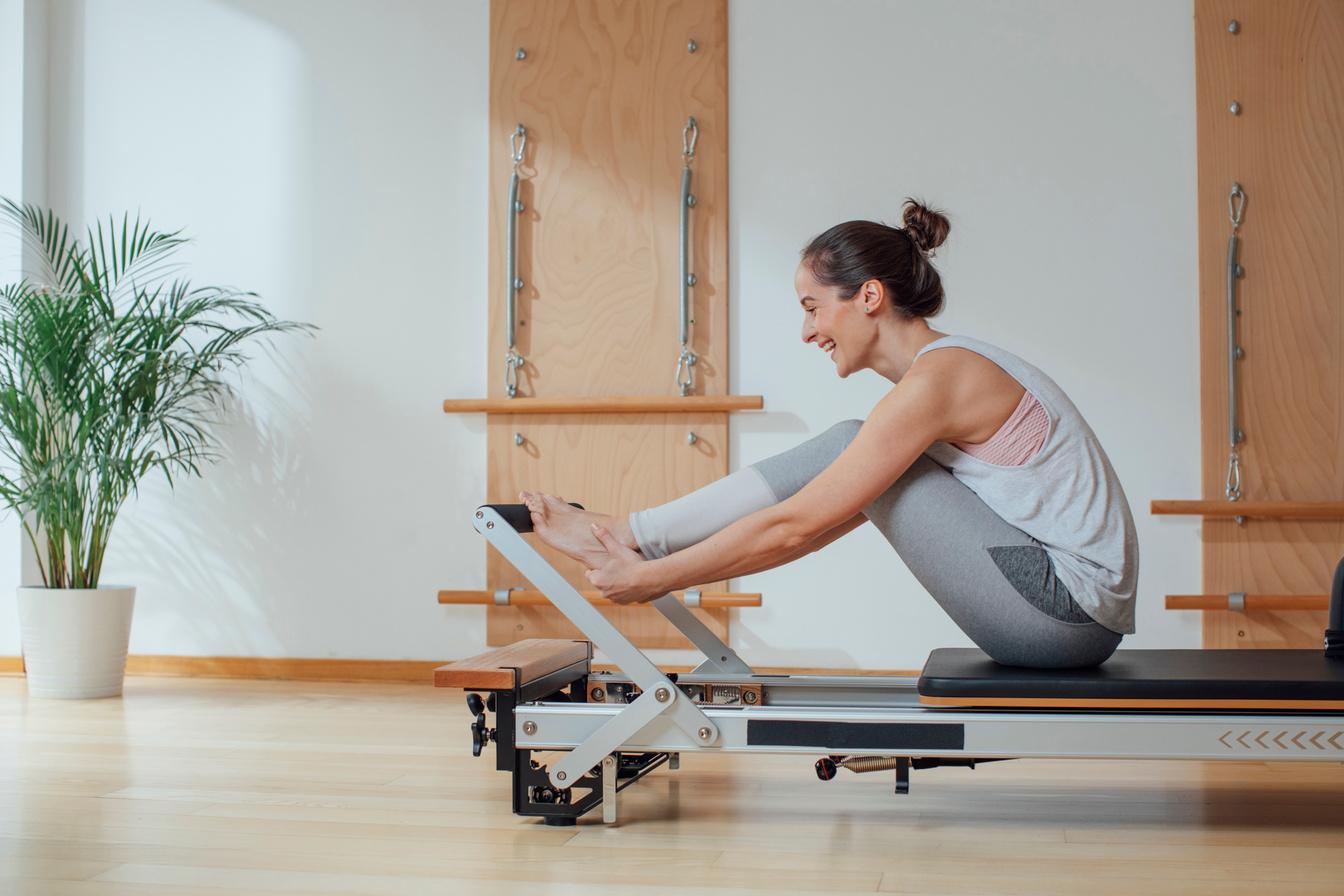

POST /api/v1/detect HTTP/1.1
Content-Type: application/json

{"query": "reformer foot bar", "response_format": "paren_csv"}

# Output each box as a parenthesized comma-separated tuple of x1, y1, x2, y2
(436, 505, 1344, 825)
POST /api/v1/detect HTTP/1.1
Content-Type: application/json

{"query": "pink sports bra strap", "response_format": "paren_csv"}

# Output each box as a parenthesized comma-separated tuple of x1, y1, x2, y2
(953, 390, 1049, 466)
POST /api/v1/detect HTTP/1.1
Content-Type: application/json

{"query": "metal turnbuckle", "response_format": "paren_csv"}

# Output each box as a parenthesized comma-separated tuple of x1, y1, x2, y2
(1225, 182, 1246, 504)
(677, 117, 699, 395)
(505, 124, 527, 397)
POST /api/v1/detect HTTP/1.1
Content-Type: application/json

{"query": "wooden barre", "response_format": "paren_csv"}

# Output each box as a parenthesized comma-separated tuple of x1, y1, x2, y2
(1150, 500, 1344, 519)
(1165, 594, 1329, 611)
(438, 589, 761, 608)
(442, 395, 764, 415)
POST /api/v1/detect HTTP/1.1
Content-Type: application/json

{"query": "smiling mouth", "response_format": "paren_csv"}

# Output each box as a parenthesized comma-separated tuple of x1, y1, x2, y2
(820, 339, 835, 355)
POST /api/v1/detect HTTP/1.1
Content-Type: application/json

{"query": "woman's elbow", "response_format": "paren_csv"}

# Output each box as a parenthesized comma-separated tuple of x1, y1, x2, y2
(773, 517, 823, 556)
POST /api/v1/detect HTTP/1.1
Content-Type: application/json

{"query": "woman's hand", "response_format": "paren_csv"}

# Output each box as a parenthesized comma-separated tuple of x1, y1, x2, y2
(585, 524, 662, 605)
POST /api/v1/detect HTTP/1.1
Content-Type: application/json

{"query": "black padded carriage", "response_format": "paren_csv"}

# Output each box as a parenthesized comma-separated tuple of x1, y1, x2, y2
(918, 648, 1344, 709)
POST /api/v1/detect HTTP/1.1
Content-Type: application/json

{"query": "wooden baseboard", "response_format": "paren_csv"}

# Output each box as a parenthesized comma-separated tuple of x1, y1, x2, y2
(0, 655, 919, 682)
(125, 656, 447, 683)
(0, 655, 444, 683)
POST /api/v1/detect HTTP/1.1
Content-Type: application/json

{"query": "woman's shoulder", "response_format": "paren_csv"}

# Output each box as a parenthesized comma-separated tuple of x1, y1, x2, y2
(916, 334, 1015, 364)
(910, 338, 1023, 392)
(916, 335, 1062, 396)
(904, 337, 1033, 444)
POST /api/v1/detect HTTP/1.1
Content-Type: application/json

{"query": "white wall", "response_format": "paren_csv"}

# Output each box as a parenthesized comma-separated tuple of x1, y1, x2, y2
(0, 0, 24, 646)
(728, 0, 1203, 668)
(2, 0, 1202, 669)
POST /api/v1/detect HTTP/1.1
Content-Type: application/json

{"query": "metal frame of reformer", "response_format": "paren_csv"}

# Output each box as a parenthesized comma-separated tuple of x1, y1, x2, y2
(459, 505, 1344, 825)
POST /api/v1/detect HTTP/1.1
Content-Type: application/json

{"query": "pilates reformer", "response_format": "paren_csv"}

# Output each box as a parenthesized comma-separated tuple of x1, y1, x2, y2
(437, 504, 1344, 825)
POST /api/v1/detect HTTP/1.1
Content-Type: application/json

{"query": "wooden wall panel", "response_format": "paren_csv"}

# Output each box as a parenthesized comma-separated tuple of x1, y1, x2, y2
(487, 0, 728, 400)
(476, 0, 734, 647)
(484, 411, 730, 646)
(485, 603, 728, 651)
(485, 411, 729, 591)
(1195, 0, 1344, 647)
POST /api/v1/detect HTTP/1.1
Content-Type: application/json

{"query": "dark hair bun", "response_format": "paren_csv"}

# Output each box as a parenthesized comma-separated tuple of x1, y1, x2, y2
(800, 205, 950, 320)
(901, 198, 950, 257)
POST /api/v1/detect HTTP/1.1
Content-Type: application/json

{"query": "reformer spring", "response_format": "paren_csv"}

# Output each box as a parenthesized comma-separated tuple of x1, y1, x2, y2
(834, 756, 904, 774)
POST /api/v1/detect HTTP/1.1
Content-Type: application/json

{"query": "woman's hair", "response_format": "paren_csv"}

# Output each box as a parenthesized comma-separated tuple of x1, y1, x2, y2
(800, 199, 951, 319)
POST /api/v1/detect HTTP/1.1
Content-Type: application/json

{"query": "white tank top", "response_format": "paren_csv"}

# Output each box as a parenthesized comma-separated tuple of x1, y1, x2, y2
(917, 336, 1138, 634)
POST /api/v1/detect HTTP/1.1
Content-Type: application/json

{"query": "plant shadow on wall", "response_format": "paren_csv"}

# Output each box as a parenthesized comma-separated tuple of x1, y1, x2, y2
(109, 376, 317, 655)
(0, 198, 313, 691)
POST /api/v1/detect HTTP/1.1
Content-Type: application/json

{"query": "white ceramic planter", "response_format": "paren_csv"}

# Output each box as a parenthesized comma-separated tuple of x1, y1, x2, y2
(16, 585, 136, 698)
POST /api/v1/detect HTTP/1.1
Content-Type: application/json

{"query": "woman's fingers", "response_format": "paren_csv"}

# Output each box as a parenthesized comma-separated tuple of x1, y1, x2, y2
(585, 527, 646, 604)
(590, 523, 620, 552)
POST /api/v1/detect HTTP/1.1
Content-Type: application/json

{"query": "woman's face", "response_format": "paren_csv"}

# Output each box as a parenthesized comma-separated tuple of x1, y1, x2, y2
(796, 262, 875, 379)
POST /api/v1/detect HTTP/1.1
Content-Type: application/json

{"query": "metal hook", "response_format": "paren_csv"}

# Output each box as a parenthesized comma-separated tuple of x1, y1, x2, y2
(511, 125, 527, 168)
(1228, 182, 1245, 231)
(675, 348, 697, 397)
(505, 349, 525, 399)
(1226, 449, 1242, 502)
(682, 117, 698, 165)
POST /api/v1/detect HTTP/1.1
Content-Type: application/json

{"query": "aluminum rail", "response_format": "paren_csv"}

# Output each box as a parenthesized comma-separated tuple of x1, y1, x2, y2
(514, 701, 1344, 763)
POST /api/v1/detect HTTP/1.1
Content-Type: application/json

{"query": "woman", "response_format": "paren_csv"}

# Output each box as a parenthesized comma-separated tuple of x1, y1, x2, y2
(524, 200, 1137, 668)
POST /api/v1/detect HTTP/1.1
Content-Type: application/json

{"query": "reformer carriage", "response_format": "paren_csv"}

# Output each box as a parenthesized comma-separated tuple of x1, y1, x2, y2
(438, 504, 1344, 826)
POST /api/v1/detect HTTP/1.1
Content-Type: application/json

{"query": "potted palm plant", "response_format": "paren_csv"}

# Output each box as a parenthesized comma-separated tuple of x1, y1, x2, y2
(0, 199, 312, 697)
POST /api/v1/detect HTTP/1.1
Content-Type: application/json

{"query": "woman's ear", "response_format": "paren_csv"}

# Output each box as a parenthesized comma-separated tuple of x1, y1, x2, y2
(860, 279, 886, 314)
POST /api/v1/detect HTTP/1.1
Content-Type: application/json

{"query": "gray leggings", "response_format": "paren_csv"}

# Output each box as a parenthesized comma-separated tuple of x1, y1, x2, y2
(629, 421, 1123, 668)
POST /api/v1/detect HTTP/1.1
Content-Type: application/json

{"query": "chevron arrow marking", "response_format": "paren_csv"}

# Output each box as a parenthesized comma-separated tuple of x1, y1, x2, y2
(1311, 732, 1327, 749)
(1330, 732, 1344, 750)
(1292, 732, 1307, 749)
(1255, 731, 1270, 748)
(1220, 731, 1234, 748)
(1237, 732, 1252, 748)
(1273, 732, 1289, 749)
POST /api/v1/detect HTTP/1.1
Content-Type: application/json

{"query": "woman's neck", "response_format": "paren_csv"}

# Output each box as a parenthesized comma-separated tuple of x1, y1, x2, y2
(872, 318, 945, 383)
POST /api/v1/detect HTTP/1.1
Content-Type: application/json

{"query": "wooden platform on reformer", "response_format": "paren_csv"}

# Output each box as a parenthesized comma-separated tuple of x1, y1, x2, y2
(435, 639, 590, 690)
(917, 648, 1344, 710)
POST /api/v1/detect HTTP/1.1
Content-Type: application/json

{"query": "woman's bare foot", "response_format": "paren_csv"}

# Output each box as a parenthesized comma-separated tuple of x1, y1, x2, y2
(520, 492, 640, 568)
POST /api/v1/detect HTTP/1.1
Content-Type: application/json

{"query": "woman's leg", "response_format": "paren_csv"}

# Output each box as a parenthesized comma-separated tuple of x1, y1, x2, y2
(630, 420, 864, 558)
(636, 418, 1121, 668)
(527, 421, 864, 567)
(863, 454, 1121, 668)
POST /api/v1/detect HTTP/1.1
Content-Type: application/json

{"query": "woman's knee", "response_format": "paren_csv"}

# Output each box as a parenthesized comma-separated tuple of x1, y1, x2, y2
(813, 419, 863, 454)
(751, 419, 865, 500)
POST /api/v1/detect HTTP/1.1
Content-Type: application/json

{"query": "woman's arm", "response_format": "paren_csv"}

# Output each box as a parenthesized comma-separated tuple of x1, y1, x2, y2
(587, 369, 954, 604)
(588, 513, 868, 604)
(735, 512, 869, 577)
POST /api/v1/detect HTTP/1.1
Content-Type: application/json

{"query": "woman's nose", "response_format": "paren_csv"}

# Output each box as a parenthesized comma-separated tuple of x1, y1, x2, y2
(801, 319, 816, 343)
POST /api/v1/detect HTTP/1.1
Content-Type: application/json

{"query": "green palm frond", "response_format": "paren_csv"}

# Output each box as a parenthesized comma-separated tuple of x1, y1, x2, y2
(0, 199, 314, 588)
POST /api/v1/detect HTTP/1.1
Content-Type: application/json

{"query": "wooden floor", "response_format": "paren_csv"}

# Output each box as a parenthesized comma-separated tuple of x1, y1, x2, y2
(2, 677, 1343, 895)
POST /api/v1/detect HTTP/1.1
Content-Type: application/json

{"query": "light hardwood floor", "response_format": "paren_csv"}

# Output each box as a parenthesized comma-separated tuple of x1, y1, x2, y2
(2, 675, 1342, 895)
